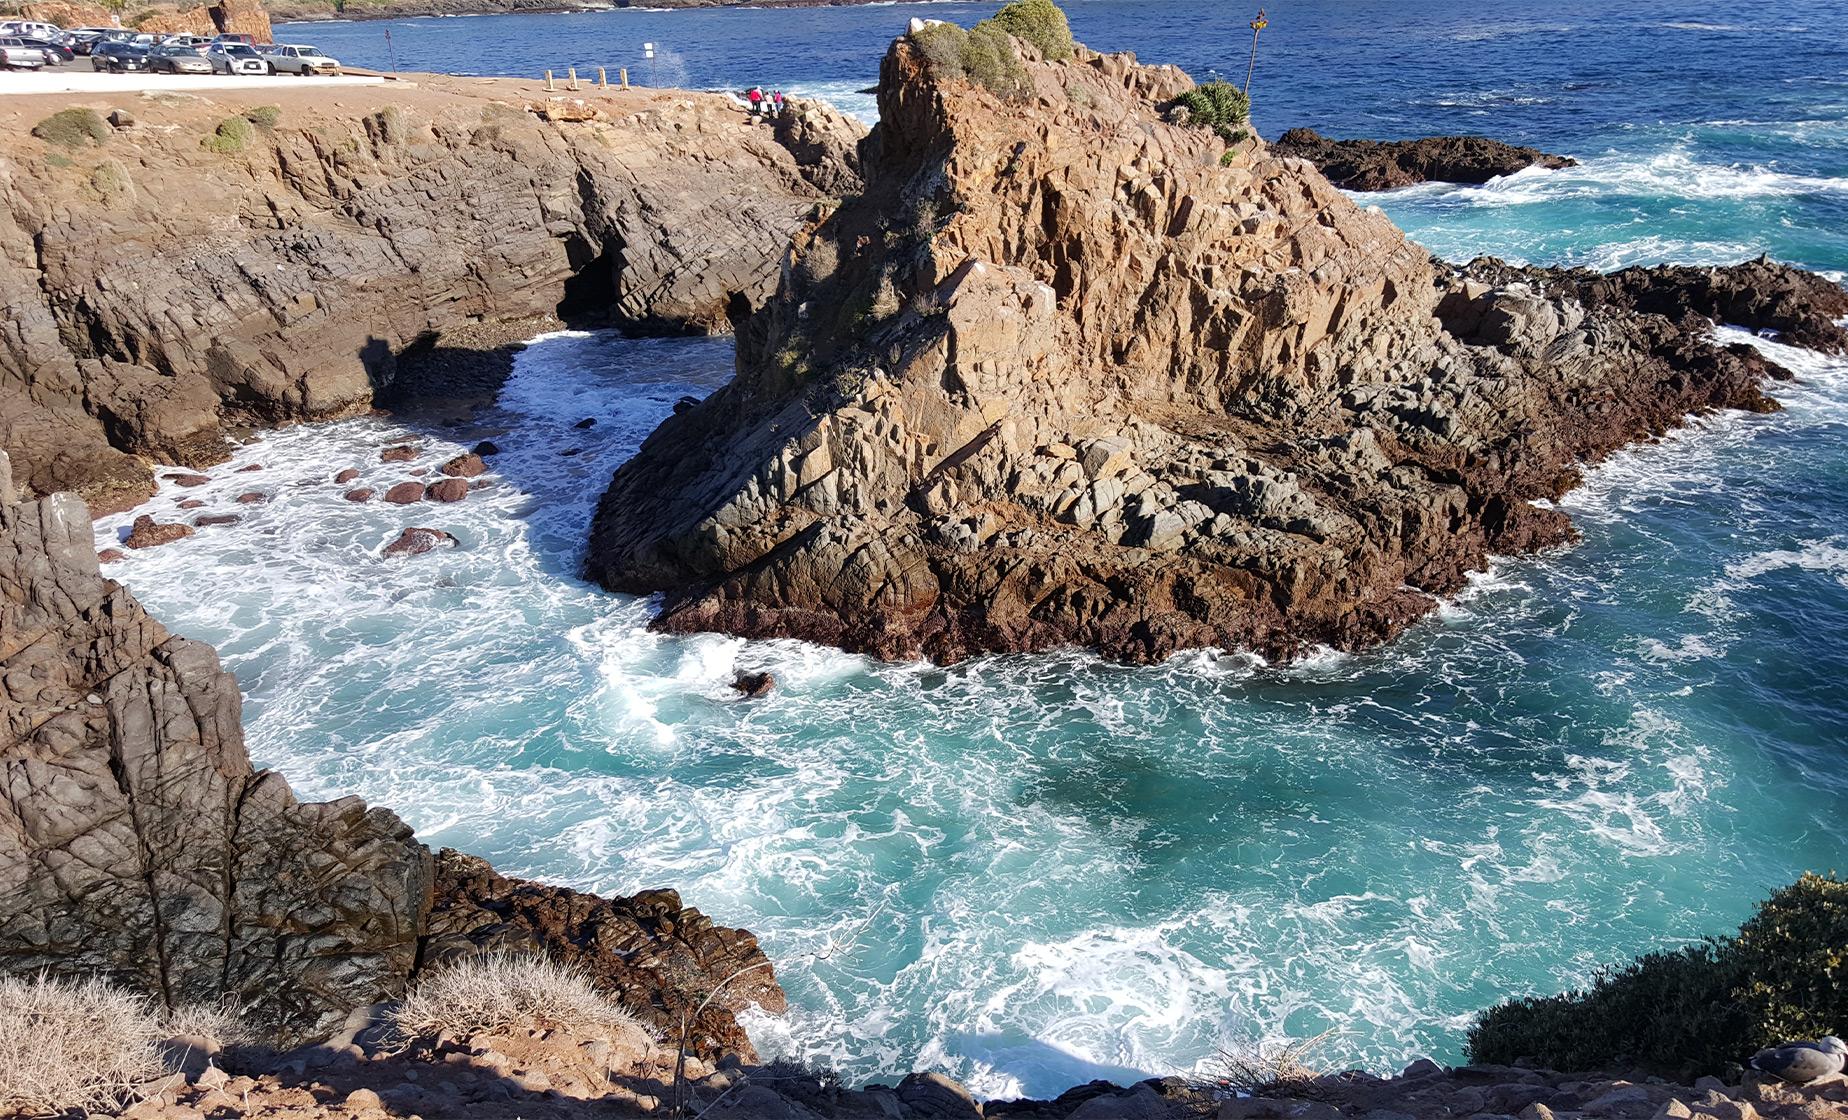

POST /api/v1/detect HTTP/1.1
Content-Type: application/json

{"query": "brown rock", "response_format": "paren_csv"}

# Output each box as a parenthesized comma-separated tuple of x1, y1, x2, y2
(380, 444, 421, 464)
(344, 1088, 384, 1111)
(425, 479, 469, 503)
(383, 481, 425, 504)
(334, 468, 361, 484)
(125, 514, 193, 549)
(382, 527, 459, 558)
(731, 672, 775, 698)
(344, 488, 374, 503)
(1272, 127, 1577, 190)
(194, 514, 241, 527)
(439, 453, 487, 478)
(177, 499, 206, 510)
(235, 463, 264, 473)
(584, 32, 1848, 666)
(234, 491, 267, 505)
(98, 548, 126, 563)
(410, 467, 429, 477)
(165, 473, 211, 487)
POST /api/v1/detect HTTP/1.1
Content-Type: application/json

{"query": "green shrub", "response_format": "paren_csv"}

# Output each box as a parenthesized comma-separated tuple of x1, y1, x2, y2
(204, 114, 255, 153)
(90, 159, 133, 202)
(31, 108, 108, 150)
(909, 14, 1030, 99)
(242, 105, 282, 131)
(1169, 81, 1251, 144)
(990, 0, 1074, 61)
(1469, 874, 1848, 1077)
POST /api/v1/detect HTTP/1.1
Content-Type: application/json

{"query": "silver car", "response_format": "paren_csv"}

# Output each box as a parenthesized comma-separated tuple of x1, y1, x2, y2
(208, 42, 269, 75)
(149, 43, 212, 74)
(0, 36, 46, 69)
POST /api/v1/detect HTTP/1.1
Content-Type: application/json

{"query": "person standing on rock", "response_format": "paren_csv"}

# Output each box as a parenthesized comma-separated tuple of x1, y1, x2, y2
(747, 86, 763, 119)
(773, 89, 785, 115)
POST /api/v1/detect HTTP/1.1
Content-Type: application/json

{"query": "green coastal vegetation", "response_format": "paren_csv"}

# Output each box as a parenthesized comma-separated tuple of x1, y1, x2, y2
(1470, 873, 1848, 1076)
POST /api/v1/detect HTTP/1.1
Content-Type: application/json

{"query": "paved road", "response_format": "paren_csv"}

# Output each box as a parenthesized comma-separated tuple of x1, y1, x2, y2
(0, 70, 387, 96)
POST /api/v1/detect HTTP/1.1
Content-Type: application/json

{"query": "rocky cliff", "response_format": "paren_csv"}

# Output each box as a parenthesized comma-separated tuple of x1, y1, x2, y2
(1270, 128, 1576, 190)
(0, 450, 783, 1054)
(584, 30, 1847, 664)
(0, 79, 862, 514)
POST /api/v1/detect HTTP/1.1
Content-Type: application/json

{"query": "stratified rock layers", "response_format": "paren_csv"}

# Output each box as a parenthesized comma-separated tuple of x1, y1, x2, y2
(586, 36, 1847, 664)
(0, 452, 431, 1045)
(0, 83, 862, 513)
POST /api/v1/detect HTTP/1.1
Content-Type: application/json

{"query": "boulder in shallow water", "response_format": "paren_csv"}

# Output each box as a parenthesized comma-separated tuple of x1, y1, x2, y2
(380, 444, 420, 464)
(98, 548, 125, 563)
(177, 498, 205, 510)
(345, 488, 374, 503)
(473, 440, 501, 456)
(235, 491, 268, 505)
(383, 481, 425, 504)
(424, 479, 469, 503)
(125, 514, 193, 549)
(1271, 127, 1577, 190)
(194, 514, 241, 527)
(334, 468, 361, 484)
(731, 671, 776, 698)
(164, 472, 212, 487)
(439, 453, 487, 478)
(383, 527, 459, 558)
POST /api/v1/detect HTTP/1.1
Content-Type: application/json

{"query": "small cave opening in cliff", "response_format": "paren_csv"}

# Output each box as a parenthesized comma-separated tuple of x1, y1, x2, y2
(557, 234, 618, 331)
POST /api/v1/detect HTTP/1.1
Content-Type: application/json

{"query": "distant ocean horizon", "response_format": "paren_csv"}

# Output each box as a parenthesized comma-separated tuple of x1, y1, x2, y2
(128, 0, 1848, 1099)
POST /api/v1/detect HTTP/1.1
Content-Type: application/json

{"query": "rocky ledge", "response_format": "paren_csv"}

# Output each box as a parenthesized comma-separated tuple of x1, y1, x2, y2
(583, 30, 1847, 664)
(0, 78, 863, 514)
(0, 448, 779, 1058)
(1271, 127, 1577, 190)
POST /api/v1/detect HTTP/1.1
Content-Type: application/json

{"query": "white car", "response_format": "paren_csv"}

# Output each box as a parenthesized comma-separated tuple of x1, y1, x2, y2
(1, 20, 62, 40)
(269, 43, 340, 75)
(0, 36, 46, 69)
(208, 42, 268, 74)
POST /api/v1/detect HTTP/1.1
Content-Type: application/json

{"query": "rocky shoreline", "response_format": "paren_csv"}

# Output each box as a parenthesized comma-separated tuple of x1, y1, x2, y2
(582, 33, 1848, 665)
(1271, 127, 1578, 190)
(0, 76, 864, 515)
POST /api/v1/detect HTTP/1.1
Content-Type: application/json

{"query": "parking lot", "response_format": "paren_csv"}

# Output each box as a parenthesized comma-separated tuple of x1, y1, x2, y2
(0, 70, 387, 95)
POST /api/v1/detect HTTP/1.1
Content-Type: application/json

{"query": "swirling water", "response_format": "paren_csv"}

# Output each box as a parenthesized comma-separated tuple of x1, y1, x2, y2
(100, 0, 1848, 1100)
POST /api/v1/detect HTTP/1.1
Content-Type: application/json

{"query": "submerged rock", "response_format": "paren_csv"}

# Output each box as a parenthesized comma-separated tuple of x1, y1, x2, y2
(383, 481, 425, 505)
(124, 513, 193, 549)
(382, 527, 459, 557)
(732, 671, 776, 698)
(585, 31, 1845, 666)
(439, 452, 487, 478)
(1272, 127, 1578, 189)
(423, 478, 469, 503)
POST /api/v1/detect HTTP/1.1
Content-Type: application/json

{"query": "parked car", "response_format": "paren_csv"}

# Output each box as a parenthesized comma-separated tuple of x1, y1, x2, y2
(207, 41, 267, 74)
(17, 35, 75, 64)
(0, 36, 46, 69)
(209, 32, 255, 47)
(63, 29, 110, 55)
(89, 41, 150, 72)
(0, 19, 62, 40)
(269, 43, 340, 75)
(159, 34, 211, 54)
(149, 42, 212, 73)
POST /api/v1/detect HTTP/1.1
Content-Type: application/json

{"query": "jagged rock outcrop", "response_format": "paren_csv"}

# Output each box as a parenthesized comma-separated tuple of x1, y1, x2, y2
(585, 30, 1845, 664)
(0, 454, 784, 1054)
(0, 81, 863, 513)
(1271, 127, 1577, 189)
(423, 850, 783, 1063)
(0, 451, 432, 1045)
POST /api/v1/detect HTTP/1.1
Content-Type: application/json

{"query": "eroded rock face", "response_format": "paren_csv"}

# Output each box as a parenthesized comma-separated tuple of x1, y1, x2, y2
(1271, 127, 1578, 189)
(422, 849, 785, 1063)
(0, 82, 864, 513)
(586, 33, 1844, 665)
(0, 451, 433, 1045)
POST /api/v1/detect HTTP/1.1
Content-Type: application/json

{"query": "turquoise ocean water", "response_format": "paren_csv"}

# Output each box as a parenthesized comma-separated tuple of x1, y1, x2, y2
(102, 0, 1848, 1099)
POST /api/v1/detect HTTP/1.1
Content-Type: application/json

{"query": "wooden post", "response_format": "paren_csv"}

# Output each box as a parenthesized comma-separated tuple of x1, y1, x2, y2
(545, 70, 555, 91)
(619, 68, 629, 90)
(567, 66, 579, 91)
(597, 66, 607, 89)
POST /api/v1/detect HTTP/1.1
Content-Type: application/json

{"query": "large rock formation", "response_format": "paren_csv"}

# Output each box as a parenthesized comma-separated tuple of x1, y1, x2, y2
(1271, 127, 1577, 190)
(0, 451, 431, 1045)
(585, 31, 1846, 664)
(0, 453, 783, 1053)
(0, 80, 862, 513)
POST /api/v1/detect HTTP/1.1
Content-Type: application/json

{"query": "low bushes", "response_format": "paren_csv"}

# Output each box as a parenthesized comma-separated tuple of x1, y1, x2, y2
(205, 114, 255, 153)
(243, 104, 282, 131)
(31, 107, 108, 149)
(0, 974, 165, 1115)
(1469, 874, 1848, 1076)
(391, 954, 650, 1044)
(909, 0, 1076, 99)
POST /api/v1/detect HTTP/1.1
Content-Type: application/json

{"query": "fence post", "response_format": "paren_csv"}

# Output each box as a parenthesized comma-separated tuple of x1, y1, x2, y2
(597, 66, 607, 89)
(567, 66, 580, 90)
(545, 69, 554, 91)
(619, 67, 629, 90)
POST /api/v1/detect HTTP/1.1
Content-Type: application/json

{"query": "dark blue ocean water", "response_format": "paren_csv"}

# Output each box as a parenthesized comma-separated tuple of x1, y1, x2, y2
(100, 0, 1848, 1098)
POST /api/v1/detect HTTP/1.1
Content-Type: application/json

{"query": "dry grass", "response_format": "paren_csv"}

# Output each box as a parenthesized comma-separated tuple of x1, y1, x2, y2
(1203, 1030, 1337, 1099)
(391, 954, 649, 1045)
(0, 973, 166, 1115)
